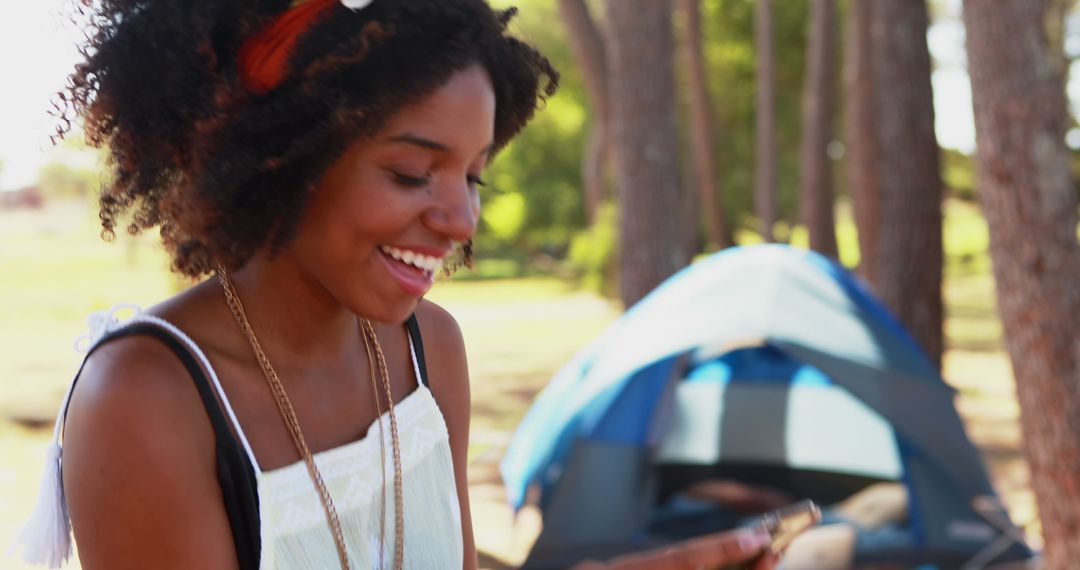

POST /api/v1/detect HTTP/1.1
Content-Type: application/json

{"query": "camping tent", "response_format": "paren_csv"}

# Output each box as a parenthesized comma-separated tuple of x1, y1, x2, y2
(501, 245, 1032, 568)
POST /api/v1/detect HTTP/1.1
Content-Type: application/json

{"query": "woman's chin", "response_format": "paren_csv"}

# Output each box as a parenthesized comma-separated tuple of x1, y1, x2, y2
(352, 298, 422, 325)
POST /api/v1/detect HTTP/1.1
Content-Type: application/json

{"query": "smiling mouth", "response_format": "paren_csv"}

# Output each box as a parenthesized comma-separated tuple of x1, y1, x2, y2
(378, 245, 445, 273)
(377, 245, 447, 296)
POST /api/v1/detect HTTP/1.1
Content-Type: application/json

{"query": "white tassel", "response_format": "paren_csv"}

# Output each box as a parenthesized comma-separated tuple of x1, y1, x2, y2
(10, 442, 72, 568)
(10, 304, 144, 567)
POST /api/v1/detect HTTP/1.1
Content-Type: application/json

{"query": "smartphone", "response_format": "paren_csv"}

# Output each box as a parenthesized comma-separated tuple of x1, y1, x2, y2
(753, 499, 823, 555)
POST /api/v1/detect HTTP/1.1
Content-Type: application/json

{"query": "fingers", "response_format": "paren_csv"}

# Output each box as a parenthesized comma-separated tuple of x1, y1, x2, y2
(601, 527, 775, 570)
(668, 528, 773, 568)
(751, 552, 780, 570)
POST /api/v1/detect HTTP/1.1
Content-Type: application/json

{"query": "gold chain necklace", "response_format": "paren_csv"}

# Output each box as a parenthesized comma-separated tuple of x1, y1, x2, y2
(217, 268, 404, 569)
(361, 317, 405, 569)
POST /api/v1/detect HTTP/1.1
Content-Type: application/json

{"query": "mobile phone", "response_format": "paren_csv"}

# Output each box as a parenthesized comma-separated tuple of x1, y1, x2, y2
(754, 499, 822, 555)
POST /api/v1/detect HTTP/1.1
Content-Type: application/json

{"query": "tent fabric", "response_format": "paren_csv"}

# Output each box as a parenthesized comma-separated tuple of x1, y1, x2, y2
(502, 245, 1031, 564)
(503, 245, 979, 507)
(656, 347, 905, 480)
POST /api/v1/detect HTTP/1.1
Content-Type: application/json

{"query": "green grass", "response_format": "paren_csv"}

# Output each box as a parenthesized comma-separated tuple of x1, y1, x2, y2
(0, 202, 179, 421)
(427, 279, 619, 432)
(739, 198, 996, 276)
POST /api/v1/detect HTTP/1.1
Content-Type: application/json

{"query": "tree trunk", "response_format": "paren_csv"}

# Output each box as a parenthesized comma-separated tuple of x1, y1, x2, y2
(605, 0, 687, 307)
(799, 0, 839, 259)
(868, 0, 944, 370)
(844, 0, 880, 282)
(678, 0, 732, 250)
(558, 0, 610, 225)
(964, 0, 1080, 565)
(1045, 0, 1072, 75)
(755, 0, 778, 243)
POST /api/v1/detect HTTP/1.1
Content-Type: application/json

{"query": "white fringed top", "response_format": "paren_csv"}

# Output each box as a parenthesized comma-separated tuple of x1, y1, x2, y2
(14, 307, 464, 569)
(255, 387, 464, 569)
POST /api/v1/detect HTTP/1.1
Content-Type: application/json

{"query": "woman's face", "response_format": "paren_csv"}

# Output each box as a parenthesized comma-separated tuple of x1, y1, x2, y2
(286, 64, 495, 323)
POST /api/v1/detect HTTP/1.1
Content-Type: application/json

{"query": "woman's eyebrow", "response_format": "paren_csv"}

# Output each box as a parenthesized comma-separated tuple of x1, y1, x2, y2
(387, 132, 448, 152)
(386, 132, 495, 159)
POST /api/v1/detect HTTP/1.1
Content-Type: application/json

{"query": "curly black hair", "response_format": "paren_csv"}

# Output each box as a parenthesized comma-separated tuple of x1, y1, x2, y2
(59, 0, 558, 276)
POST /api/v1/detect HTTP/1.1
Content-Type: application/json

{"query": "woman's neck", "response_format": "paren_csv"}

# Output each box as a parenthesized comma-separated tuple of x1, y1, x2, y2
(225, 254, 360, 366)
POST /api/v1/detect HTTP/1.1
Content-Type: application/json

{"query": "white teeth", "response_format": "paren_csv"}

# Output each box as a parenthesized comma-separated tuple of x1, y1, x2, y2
(380, 245, 443, 272)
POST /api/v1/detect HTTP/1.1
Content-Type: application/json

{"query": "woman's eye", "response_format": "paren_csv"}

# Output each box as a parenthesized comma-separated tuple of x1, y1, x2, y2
(467, 175, 487, 190)
(391, 171, 431, 188)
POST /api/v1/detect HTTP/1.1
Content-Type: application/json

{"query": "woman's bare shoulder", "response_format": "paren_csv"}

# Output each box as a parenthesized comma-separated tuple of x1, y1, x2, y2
(413, 297, 477, 566)
(412, 299, 469, 405)
(67, 276, 225, 458)
(62, 326, 238, 568)
(68, 330, 212, 437)
(413, 299, 466, 356)
(413, 299, 469, 391)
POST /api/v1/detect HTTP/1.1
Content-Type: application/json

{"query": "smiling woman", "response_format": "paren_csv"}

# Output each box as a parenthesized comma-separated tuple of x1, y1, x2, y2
(12, 1, 555, 569)
(286, 64, 495, 322)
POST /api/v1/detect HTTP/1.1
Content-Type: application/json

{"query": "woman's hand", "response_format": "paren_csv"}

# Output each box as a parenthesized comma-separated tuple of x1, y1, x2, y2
(573, 527, 778, 570)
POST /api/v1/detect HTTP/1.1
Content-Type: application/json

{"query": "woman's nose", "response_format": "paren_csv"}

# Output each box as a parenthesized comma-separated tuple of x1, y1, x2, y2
(424, 178, 479, 243)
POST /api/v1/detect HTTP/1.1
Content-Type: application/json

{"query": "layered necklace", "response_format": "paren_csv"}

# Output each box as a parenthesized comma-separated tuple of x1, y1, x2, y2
(217, 268, 404, 570)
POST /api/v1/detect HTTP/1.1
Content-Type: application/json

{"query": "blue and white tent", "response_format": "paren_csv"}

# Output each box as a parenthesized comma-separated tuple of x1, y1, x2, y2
(502, 245, 1032, 568)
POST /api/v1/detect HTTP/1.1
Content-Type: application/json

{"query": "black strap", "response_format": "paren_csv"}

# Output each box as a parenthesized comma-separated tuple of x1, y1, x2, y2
(405, 314, 429, 388)
(78, 324, 261, 570)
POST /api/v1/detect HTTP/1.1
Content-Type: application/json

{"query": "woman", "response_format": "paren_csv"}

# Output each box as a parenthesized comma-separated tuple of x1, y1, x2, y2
(18, 0, 779, 568)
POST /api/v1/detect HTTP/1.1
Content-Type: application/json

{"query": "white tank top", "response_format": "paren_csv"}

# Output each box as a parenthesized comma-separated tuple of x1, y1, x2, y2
(255, 387, 464, 569)
(71, 310, 464, 569)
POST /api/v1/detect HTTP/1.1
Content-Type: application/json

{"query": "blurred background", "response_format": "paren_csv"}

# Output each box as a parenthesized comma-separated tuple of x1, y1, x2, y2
(2, 0, 1078, 568)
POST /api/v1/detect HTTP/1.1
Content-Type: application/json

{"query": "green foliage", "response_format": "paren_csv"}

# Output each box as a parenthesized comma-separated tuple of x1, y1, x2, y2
(446, 0, 1003, 279)
(942, 148, 977, 201)
(38, 162, 99, 198)
(567, 202, 618, 296)
(451, 258, 526, 281)
(482, 191, 527, 242)
(478, 0, 589, 257)
(700, 0, 811, 231)
(479, 0, 815, 263)
(943, 199, 993, 276)
(744, 199, 994, 276)
(482, 93, 588, 254)
(36, 137, 106, 198)
(742, 215, 861, 269)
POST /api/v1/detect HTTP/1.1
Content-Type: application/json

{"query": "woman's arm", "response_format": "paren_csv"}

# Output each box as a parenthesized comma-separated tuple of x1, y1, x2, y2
(62, 336, 240, 569)
(415, 300, 479, 570)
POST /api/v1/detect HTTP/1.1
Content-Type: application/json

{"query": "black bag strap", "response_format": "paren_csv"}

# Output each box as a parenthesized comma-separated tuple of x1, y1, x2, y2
(82, 323, 261, 569)
(405, 314, 429, 388)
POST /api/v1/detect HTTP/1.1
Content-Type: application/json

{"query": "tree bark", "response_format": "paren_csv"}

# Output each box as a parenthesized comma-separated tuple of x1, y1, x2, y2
(799, 0, 839, 259)
(558, 0, 610, 225)
(964, 0, 1080, 565)
(844, 0, 880, 282)
(678, 0, 732, 250)
(868, 0, 945, 370)
(755, 0, 778, 243)
(1045, 0, 1072, 76)
(605, 0, 687, 307)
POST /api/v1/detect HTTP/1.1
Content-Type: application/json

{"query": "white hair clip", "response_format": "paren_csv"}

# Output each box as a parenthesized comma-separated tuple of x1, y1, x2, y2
(340, 0, 374, 10)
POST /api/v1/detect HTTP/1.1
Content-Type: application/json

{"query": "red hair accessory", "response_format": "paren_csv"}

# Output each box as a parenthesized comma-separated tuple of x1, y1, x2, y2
(238, 0, 373, 94)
